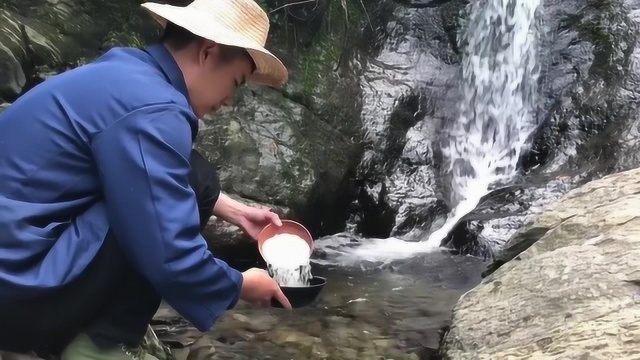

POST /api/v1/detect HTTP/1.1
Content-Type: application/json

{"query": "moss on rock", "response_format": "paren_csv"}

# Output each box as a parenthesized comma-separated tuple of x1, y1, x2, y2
(196, 85, 359, 235)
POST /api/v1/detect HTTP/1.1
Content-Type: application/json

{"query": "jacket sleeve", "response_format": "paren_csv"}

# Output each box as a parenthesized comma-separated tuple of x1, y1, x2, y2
(91, 103, 243, 332)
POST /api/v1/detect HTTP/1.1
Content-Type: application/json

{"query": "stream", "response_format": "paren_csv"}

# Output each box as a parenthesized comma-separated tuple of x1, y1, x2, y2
(153, 250, 486, 359)
(150, 1, 550, 358)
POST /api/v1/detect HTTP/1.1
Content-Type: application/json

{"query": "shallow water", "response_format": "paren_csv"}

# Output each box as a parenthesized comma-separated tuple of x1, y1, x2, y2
(153, 250, 487, 359)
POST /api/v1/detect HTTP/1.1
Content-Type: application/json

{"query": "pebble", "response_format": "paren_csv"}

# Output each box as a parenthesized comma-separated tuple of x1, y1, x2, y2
(270, 328, 321, 348)
(373, 338, 396, 350)
(231, 313, 279, 332)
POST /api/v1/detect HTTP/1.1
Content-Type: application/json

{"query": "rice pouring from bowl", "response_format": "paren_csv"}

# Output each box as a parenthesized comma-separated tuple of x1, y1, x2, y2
(260, 231, 313, 287)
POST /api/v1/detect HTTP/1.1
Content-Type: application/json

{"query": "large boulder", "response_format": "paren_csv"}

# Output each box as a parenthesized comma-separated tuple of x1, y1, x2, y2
(197, 85, 362, 238)
(523, 0, 639, 176)
(344, 0, 462, 238)
(441, 167, 640, 359)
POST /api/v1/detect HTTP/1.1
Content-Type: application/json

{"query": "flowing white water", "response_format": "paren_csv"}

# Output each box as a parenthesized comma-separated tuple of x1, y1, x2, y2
(424, 0, 542, 248)
(326, 0, 543, 262)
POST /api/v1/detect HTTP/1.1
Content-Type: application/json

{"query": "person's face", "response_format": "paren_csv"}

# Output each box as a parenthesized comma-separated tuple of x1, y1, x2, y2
(188, 41, 253, 118)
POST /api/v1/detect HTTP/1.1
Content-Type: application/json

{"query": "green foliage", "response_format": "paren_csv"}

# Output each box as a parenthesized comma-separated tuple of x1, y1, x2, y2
(266, 0, 372, 96)
(76, 0, 158, 49)
(299, 34, 340, 98)
(255, 0, 269, 11)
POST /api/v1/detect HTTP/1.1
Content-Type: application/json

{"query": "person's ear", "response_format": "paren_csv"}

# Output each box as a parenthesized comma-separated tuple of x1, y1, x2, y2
(199, 40, 220, 67)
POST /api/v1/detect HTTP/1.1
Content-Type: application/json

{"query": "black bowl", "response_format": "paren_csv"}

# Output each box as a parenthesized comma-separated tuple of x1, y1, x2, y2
(271, 276, 327, 308)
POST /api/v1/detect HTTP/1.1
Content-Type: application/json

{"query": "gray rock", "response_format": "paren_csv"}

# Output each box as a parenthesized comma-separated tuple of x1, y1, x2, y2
(0, 5, 85, 100)
(525, 0, 640, 176)
(348, 0, 459, 238)
(0, 10, 28, 99)
(442, 167, 640, 359)
(196, 85, 361, 236)
(230, 313, 279, 333)
(269, 328, 320, 348)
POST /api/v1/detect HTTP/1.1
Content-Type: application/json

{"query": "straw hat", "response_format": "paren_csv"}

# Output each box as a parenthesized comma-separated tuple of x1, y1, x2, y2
(140, 0, 288, 88)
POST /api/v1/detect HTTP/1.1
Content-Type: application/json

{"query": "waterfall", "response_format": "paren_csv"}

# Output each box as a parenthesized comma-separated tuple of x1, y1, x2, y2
(319, 0, 543, 263)
(423, 0, 543, 249)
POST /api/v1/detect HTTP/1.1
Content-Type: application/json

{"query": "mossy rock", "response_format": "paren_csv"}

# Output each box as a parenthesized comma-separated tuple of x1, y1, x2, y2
(196, 85, 361, 236)
(0, 0, 160, 101)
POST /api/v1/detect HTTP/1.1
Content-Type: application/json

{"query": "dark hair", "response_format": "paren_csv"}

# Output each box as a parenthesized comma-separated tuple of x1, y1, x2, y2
(160, 22, 255, 70)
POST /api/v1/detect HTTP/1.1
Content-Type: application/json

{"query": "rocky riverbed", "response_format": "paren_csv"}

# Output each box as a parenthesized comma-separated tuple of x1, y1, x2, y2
(150, 252, 487, 360)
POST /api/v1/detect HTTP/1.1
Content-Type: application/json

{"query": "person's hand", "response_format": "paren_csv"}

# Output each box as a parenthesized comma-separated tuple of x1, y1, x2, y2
(213, 194, 282, 240)
(240, 268, 292, 309)
(236, 206, 282, 240)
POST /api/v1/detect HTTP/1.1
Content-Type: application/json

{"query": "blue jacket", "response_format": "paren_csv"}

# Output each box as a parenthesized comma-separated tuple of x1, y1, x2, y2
(0, 44, 243, 331)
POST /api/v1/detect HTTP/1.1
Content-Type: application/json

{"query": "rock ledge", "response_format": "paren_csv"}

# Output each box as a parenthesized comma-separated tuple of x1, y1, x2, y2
(442, 167, 640, 359)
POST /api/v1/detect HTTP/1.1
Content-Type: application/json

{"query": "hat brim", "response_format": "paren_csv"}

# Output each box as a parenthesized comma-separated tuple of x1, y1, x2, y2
(140, 2, 288, 88)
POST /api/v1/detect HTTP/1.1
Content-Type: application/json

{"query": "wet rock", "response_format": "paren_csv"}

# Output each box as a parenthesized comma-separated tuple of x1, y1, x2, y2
(442, 167, 640, 359)
(230, 313, 279, 333)
(309, 343, 330, 359)
(141, 327, 216, 360)
(446, 174, 580, 258)
(0, 11, 27, 99)
(523, 0, 640, 176)
(373, 338, 397, 351)
(269, 328, 321, 348)
(192, 0, 387, 243)
(337, 348, 359, 360)
(140, 326, 174, 360)
(349, 0, 459, 237)
(0, 9, 70, 100)
(197, 85, 361, 237)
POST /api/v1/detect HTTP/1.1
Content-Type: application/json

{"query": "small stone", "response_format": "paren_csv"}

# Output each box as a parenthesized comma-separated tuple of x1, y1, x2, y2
(339, 348, 359, 360)
(231, 313, 278, 332)
(373, 338, 396, 351)
(232, 313, 250, 323)
(326, 316, 350, 325)
(306, 321, 323, 336)
(235, 329, 255, 341)
(183, 336, 217, 360)
(310, 343, 330, 359)
(270, 329, 320, 348)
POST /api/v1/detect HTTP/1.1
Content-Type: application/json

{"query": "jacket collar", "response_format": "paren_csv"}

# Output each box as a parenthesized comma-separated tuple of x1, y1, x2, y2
(143, 44, 199, 139)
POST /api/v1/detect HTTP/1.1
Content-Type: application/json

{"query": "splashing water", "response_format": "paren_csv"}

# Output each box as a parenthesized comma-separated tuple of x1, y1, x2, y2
(336, 0, 542, 262)
(422, 0, 543, 249)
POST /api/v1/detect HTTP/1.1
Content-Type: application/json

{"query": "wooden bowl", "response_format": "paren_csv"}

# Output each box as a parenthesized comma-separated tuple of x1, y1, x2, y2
(257, 220, 314, 260)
